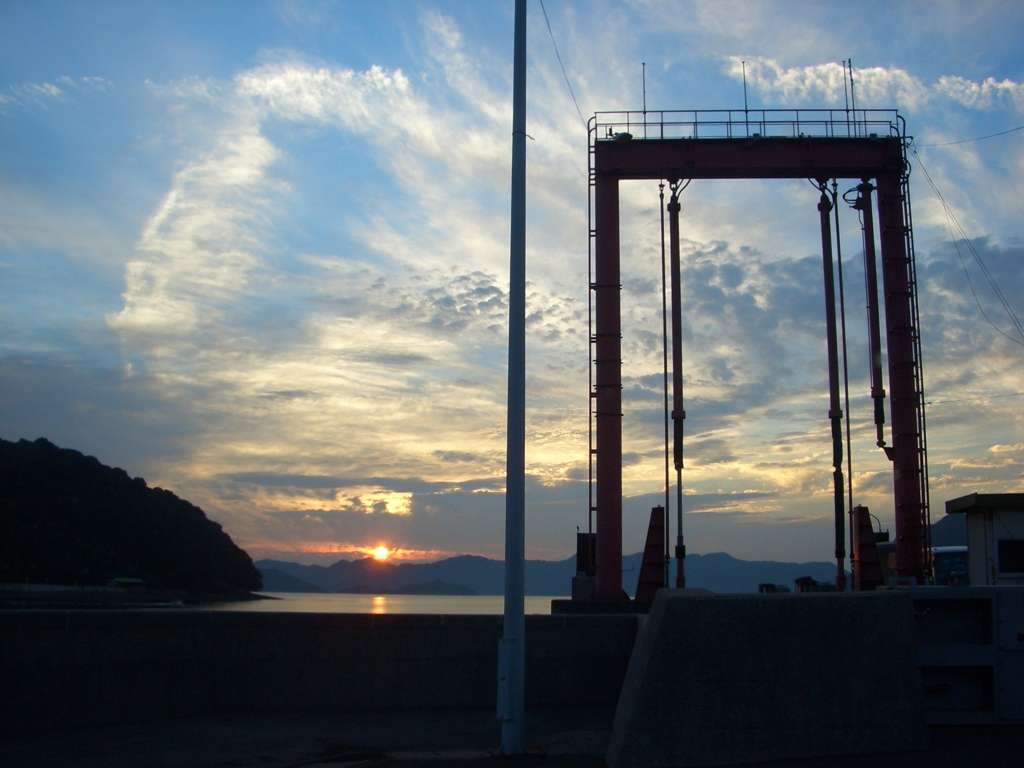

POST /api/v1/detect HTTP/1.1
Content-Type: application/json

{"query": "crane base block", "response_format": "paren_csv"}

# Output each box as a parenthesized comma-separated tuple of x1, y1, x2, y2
(607, 590, 927, 767)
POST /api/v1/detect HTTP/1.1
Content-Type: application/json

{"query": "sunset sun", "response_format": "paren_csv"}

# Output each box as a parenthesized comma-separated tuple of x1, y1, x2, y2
(373, 546, 390, 561)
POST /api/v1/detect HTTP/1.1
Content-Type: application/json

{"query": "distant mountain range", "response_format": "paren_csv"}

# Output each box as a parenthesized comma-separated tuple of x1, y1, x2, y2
(258, 512, 971, 597)
(256, 551, 847, 596)
(929, 513, 967, 547)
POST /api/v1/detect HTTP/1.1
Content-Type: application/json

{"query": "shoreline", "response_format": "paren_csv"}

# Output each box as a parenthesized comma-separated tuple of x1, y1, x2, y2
(0, 582, 271, 609)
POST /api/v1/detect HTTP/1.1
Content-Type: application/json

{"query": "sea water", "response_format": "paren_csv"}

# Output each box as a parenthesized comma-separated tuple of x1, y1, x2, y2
(205, 592, 565, 614)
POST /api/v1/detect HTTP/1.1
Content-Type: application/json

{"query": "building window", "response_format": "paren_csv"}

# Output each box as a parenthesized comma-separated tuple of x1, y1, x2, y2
(996, 540, 1024, 575)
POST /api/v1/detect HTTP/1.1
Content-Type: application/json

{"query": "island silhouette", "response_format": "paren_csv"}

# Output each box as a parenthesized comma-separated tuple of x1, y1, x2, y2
(0, 437, 260, 594)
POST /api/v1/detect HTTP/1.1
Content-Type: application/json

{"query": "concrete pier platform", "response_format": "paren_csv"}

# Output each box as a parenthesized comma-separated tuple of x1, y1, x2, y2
(0, 708, 614, 768)
(0, 611, 639, 740)
(3, 602, 1022, 766)
(608, 590, 928, 767)
(2, 709, 1023, 767)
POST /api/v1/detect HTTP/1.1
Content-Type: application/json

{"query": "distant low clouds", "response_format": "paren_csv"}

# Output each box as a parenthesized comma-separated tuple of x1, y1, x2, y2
(224, 471, 501, 494)
(434, 449, 486, 464)
(727, 57, 1024, 112)
(0, 355, 198, 473)
(335, 486, 413, 516)
(221, 473, 575, 563)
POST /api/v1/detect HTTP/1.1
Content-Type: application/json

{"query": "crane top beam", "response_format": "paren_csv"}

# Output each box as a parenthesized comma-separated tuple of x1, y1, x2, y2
(594, 135, 905, 181)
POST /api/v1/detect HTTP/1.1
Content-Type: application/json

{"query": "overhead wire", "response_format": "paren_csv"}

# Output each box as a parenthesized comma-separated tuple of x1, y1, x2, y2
(916, 124, 1024, 148)
(537, 0, 588, 131)
(910, 146, 1024, 347)
(927, 391, 1024, 406)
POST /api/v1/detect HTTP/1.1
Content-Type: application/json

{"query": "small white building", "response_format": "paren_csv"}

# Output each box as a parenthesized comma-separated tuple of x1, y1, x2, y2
(945, 493, 1024, 586)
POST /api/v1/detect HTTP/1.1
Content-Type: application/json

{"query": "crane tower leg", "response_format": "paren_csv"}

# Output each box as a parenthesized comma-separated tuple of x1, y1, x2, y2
(876, 173, 927, 581)
(594, 174, 623, 599)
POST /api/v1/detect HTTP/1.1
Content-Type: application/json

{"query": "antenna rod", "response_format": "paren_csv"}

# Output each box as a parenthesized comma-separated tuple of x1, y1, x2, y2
(742, 61, 750, 136)
(843, 59, 850, 132)
(848, 59, 858, 136)
(642, 62, 647, 138)
(499, 0, 526, 754)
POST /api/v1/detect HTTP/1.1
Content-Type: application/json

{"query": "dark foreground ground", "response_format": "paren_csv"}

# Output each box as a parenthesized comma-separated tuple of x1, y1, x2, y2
(2, 709, 1023, 768)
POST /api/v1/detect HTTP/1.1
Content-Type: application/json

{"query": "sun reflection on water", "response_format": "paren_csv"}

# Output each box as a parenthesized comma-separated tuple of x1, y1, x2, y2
(372, 595, 387, 614)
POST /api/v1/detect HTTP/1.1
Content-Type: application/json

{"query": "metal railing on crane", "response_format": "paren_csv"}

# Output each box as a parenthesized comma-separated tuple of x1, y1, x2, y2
(592, 108, 903, 142)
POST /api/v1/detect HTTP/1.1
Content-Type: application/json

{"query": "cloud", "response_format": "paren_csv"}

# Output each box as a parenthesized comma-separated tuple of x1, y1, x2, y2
(107, 114, 280, 344)
(235, 58, 508, 194)
(335, 486, 413, 516)
(991, 443, 1024, 454)
(726, 57, 1024, 112)
(948, 456, 1018, 470)
(0, 354, 199, 474)
(273, 0, 336, 28)
(935, 76, 1024, 111)
(102, 26, 596, 528)
(145, 75, 225, 104)
(102, 44, 532, 548)
(2, 76, 112, 108)
(224, 471, 500, 494)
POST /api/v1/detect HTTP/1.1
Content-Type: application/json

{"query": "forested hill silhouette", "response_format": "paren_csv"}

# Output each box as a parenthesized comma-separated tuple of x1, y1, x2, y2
(0, 437, 261, 592)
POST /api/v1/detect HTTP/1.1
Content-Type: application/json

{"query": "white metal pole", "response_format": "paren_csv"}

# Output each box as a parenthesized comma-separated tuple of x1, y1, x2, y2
(499, 0, 527, 755)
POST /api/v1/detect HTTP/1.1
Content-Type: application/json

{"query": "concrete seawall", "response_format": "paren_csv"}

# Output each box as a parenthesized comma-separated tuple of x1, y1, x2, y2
(0, 610, 639, 739)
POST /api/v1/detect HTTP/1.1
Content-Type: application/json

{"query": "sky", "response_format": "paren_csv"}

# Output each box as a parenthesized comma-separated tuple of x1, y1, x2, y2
(1, 0, 1023, 566)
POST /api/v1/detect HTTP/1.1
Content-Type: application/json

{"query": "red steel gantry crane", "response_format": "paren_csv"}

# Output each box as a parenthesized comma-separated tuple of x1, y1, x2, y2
(585, 110, 930, 598)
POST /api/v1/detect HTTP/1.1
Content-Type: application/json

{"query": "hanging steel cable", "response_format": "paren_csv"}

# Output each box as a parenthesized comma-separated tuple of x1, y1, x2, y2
(816, 179, 848, 592)
(843, 180, 890, 453)
(832, 179, 855, 581)
(667, 178, 690, 588)
(659, 181, 671, 584)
